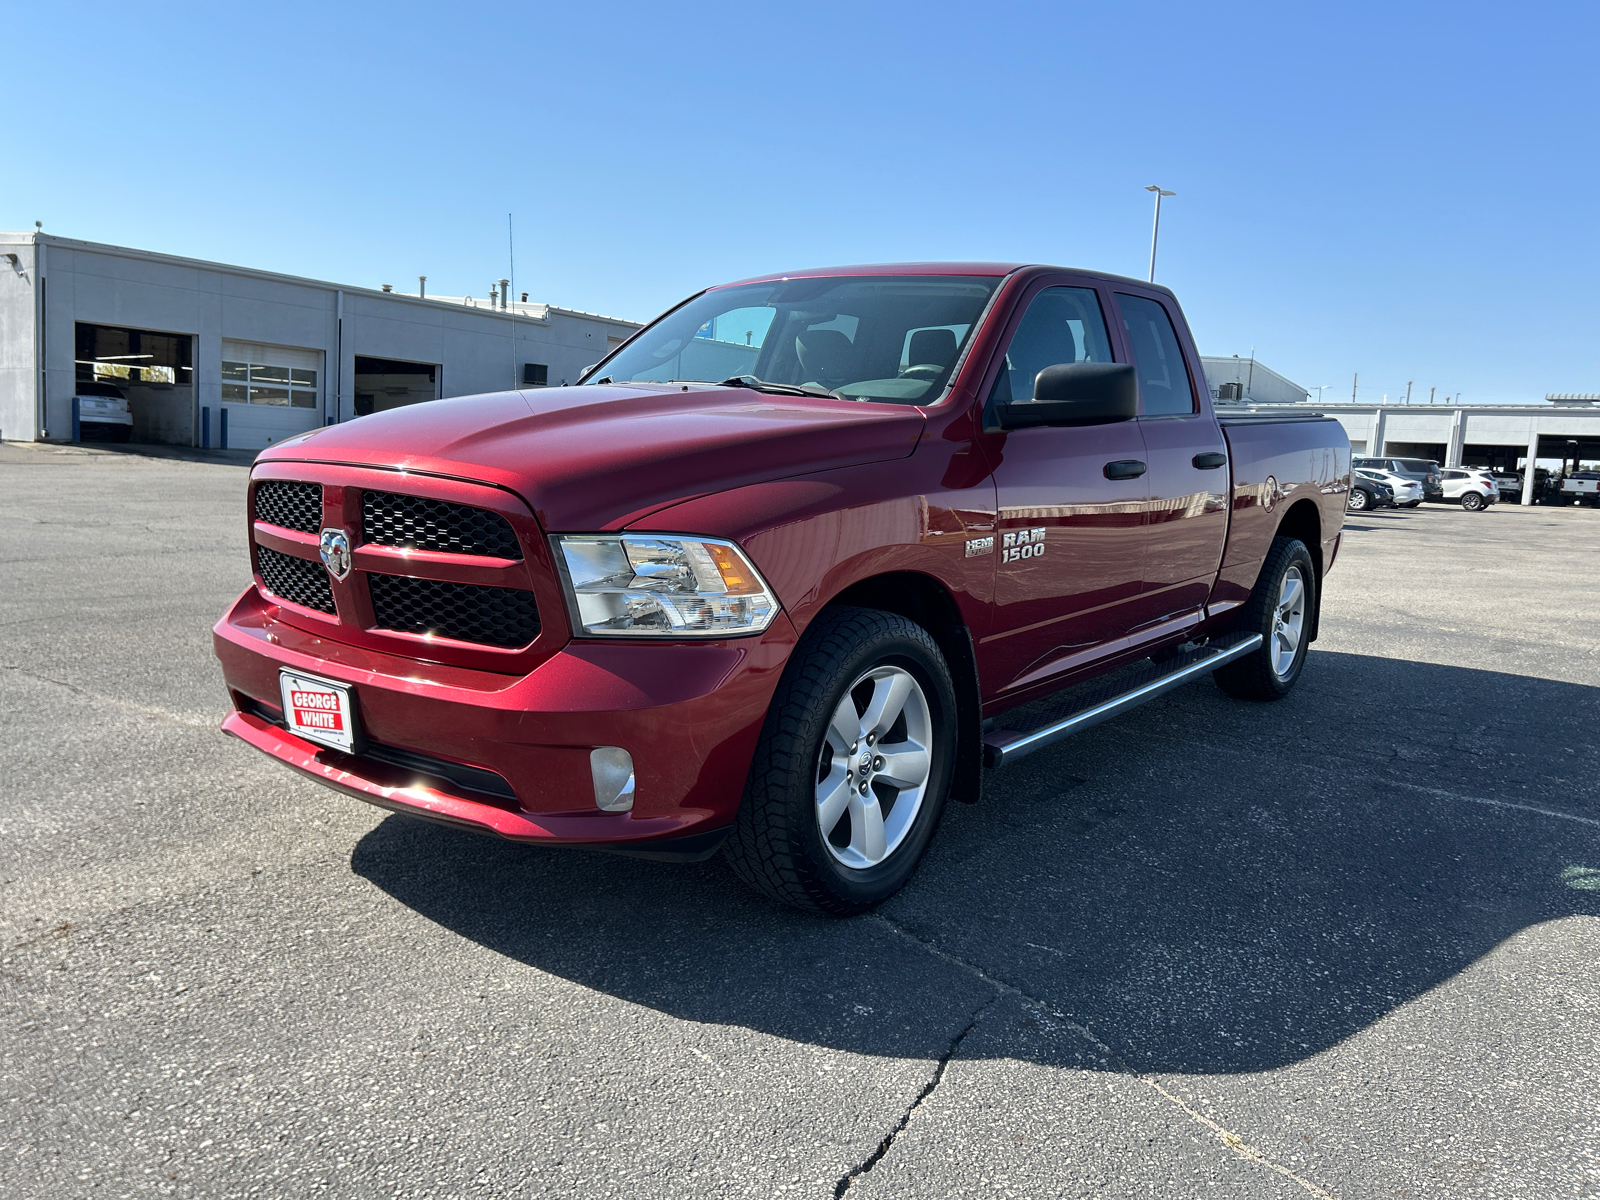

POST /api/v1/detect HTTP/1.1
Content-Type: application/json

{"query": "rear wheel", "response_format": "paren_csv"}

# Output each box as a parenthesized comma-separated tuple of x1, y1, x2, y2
(1214, 537, 1315, 702)
(723, 607, 957, 915)
(1461, 492, 1485, 511)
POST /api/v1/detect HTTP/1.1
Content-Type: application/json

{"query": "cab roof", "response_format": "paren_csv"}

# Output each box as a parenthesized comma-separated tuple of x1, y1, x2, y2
(720, 261, 1170, 294)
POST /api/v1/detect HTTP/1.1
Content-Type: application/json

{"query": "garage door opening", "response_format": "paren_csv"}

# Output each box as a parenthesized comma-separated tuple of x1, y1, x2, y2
(1381, 441, 1447, 463)
(75, 323, 193, 445)
(354, 357, 439, 416)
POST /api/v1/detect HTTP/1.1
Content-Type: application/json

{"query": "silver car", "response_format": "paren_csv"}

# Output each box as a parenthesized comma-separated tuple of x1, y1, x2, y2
(74, 381, 133, 442)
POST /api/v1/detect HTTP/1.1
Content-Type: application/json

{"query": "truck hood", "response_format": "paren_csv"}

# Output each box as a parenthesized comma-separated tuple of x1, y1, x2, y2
(259, 383, 926, 530)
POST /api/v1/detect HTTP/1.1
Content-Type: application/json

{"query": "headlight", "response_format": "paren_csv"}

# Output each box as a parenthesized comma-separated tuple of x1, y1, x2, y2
(554, 534, 778, 637)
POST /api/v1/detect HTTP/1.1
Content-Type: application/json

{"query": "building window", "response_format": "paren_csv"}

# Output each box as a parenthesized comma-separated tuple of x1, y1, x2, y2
(523, 363, 548, 386)
(221, 341, 321, 408)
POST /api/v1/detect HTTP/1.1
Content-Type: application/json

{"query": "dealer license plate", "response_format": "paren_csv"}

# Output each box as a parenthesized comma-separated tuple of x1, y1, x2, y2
(278, 669, 358, 753)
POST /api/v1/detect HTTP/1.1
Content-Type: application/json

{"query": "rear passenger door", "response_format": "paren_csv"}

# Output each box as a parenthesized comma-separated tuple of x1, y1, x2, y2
(1111, 290, 1230, 632)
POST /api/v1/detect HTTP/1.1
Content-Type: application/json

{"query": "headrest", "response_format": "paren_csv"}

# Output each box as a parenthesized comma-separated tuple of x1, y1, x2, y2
(795, 329, 856, 381)
(907, 327, 958, 368)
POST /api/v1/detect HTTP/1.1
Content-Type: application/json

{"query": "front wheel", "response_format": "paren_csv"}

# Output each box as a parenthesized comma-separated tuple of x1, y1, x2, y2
(1461, 492, 1486, 511)
(1214, 537, 1315, 702)
(1347, 489, 1369, 512)
(722, 607, 957, 915)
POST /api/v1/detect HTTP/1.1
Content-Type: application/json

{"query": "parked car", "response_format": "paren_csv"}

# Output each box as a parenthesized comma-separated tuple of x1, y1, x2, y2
(73, 380, 132, 442)
(1492, 470, 1523, 500)
(1356, 466, 1421, 507)
(1354, 456, 1442, 501)
(1438, 468, 1497, 510)
(214, 262, 1350, 914)
(1560, 470, 1600, 507)
(1347, 471, 1393, 511)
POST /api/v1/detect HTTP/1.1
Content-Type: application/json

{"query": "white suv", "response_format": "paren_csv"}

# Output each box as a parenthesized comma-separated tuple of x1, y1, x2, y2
(74, 381, 133, 442)
(1439, 468, 1497, 511)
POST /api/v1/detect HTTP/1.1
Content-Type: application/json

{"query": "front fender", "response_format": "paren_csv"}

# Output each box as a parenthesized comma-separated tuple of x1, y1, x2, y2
(625, 457, 996, 642)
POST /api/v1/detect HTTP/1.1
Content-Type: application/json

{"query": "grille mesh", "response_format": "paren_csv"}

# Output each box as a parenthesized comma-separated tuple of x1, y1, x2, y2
(368, 574, 539, 648)
(257, 545, 336, 614)
(255, 480, 322, 534)
(361, 491, 521, 559)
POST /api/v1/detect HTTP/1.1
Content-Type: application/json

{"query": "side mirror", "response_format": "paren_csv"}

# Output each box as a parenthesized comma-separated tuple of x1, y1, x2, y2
(994, 362, 1138, 429)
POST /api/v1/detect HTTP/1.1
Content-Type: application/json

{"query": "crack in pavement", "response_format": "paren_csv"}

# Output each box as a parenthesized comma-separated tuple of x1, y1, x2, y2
(868, 913, 1339, 1200)
(0, 663, 218, 730)
(834, 994, 1000, 1197)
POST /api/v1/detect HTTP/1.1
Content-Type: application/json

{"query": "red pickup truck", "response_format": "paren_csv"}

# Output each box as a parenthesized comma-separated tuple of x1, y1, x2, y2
(215, 263, 1349, 914)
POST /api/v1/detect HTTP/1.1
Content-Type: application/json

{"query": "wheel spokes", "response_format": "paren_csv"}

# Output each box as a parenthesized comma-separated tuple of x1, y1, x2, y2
(848, 790, 887, 862)
(827, 694, 859, 754)
(816, 769, 853, 834)
(874, 741, 930, 789)
(1277, 621, 1300, 652)
(858, 670, 913, 740)
(1279, 576, 1304, 618)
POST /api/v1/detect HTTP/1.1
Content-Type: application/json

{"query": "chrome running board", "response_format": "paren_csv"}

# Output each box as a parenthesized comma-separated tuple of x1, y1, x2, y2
(982, 631, 1263, 768)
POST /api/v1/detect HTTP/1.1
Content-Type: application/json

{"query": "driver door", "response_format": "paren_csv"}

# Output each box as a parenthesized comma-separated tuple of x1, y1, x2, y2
(981, 282, 1151, 701)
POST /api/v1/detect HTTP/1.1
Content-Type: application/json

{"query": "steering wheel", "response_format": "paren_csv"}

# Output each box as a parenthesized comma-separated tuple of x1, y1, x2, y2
(897, 363, 944, 381)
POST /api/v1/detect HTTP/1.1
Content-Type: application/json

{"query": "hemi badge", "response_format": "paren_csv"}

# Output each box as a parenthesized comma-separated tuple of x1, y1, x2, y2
(964, 536, 995, 558)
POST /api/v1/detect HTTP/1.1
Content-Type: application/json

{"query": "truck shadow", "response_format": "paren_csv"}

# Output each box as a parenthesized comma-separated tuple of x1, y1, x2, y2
(350, 649, 1600, 1074)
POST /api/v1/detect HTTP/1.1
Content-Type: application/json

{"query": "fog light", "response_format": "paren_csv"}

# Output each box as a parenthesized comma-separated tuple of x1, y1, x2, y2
(590, 746, 635, 813)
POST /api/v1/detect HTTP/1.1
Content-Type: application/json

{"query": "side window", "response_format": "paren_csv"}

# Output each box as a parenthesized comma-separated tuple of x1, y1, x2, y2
(988, 287, 1113, 404)
(1115, 294, 1196, 416)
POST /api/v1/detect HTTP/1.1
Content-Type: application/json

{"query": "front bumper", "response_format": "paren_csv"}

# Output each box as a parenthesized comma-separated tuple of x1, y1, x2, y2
(215, 586, 797, 853)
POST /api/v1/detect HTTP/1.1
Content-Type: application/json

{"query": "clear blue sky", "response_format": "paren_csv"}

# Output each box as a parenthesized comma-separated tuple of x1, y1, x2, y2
(4, 1, 1596, 404)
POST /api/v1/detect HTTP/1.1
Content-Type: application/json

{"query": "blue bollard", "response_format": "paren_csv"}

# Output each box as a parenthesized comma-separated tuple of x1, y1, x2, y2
(201, 406, 210, 449)
(219, 407, 228, 451)
(72, 396, 80, 443)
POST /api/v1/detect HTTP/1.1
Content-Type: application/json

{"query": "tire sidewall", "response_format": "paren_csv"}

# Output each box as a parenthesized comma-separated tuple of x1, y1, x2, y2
(787, 626, 957, 908)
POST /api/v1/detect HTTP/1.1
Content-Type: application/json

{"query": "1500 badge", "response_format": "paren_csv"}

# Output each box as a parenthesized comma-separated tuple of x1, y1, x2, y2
(1002, 527, 1046, 562)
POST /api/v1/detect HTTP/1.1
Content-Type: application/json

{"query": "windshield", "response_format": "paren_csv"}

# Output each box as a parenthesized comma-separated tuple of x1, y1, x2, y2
(585, 275, 1002, 405)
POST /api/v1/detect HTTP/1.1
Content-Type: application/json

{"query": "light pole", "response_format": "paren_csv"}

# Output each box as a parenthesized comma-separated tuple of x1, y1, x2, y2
(1145, 185, 1175, 281)
(1311, 385, 1331, 403)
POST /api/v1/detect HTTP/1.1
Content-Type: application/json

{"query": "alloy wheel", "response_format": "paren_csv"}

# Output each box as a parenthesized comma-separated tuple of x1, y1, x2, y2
(1271, 566, 1307, 680)
(815, 665, 933, 869)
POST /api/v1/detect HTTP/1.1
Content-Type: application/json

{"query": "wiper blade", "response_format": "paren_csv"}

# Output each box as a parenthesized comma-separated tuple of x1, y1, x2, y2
(719, 375, 848, 401)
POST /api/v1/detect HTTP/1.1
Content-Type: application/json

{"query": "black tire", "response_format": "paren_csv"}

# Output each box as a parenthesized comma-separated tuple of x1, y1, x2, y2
(722, 606, 958, 916)
(1213, 536, 1316, 702)
(1461, 492, 1485, 512)
(1347, 488, 1369, 512)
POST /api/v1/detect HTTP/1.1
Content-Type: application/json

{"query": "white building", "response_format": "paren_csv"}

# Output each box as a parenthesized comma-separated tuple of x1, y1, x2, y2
(1235, 400, 1600, 505)
(1201, 356, 1309, 406)
(0, 232, 640, 451)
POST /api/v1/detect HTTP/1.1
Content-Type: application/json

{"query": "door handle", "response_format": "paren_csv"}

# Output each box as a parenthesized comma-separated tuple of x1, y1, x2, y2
(1192, 452, 1227, 469)
(1103, 459, 1147, 480)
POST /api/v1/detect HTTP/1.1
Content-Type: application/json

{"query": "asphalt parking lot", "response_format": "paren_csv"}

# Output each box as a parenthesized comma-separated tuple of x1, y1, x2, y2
(3, 442, 1598, 1199)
